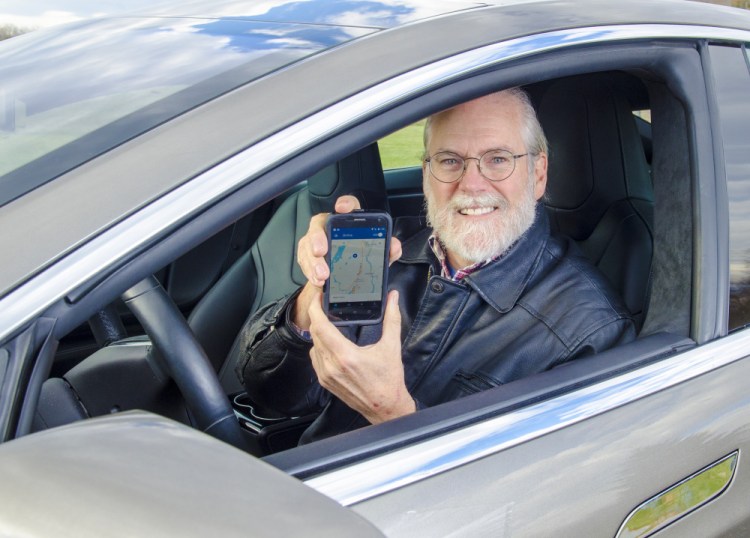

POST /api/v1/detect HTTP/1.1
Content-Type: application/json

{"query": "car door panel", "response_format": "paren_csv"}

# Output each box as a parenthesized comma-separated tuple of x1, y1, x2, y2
(349, 335, 750, 536)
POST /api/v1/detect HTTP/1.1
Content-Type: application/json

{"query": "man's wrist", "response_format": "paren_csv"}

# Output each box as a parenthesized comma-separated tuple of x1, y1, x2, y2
(368, 388, 417, 424)
(288, 319, 312, 342)
(285, 300, 313, 343)
(291, 283, 316, 331)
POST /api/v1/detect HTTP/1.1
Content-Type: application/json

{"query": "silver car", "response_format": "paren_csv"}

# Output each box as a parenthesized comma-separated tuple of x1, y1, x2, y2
(1, 0, 750, 536)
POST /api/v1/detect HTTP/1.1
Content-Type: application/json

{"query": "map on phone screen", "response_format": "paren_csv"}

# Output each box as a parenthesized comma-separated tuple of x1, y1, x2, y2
(329, 227, 386, 303)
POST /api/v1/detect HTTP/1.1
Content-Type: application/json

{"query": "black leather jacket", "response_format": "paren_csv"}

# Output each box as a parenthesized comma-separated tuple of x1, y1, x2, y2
(236, 205, 636, 443)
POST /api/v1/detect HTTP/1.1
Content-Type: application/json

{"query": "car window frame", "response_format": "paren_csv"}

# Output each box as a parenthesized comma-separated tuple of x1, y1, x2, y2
(251, 40, 718, 485)
(711, 42, 750, 332)
(184, 40, 710, 468)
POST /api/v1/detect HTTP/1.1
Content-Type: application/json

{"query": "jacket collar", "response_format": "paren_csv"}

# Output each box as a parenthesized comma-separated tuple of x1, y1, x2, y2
(399, 203, 549, 313)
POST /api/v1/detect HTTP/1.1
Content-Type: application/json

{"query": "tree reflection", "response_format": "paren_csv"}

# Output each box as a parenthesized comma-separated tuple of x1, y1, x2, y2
(0, 24, 29, 41)
(729, 248, 750, 330)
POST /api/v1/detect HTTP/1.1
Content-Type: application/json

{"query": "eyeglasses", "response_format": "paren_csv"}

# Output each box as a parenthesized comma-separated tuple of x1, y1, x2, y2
(424, 149, 529, 183)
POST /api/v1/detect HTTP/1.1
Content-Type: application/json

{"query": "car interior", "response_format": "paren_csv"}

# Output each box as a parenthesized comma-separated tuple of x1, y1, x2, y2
(33, 64, 700, 464)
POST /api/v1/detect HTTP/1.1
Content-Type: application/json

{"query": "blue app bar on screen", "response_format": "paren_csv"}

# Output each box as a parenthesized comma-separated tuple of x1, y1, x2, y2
(330, 226, 386, 240)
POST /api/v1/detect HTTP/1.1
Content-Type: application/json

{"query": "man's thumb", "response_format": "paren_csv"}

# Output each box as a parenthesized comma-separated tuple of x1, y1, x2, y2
(382, 290, 401, 338)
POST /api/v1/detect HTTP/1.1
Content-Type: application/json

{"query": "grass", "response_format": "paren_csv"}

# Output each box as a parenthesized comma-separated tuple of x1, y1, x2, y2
(378, 120, 425, 170)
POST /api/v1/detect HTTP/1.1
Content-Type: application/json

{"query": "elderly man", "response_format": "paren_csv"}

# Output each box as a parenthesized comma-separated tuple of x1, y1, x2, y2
(236, 88, 636, 443)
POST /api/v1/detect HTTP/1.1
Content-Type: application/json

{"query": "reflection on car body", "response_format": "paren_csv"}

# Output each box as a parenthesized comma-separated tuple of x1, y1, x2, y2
(1, 0, 750, 536)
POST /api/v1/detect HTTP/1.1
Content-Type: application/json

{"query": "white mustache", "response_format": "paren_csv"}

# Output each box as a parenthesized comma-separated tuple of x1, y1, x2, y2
(446, 192, 510, 213)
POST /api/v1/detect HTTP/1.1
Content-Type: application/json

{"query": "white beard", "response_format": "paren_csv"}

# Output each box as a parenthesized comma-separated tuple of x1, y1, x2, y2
(425, 177, 537, 265)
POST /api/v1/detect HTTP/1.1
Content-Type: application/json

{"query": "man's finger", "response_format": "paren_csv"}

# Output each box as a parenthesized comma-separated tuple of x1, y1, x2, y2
(307, 289, 325, 320)
(334, 195, 361, 214)
(389, 236, 402, 266)
(308, 213, 330, 256)
(307, 291, 336, 341)
(297, 240, 328, 285)
(307, 229, 330, 283)
(381, 290, 402, 342)
(297, 213, 331, 285)
(310, 230, 328, 257)
(308, 292, 352, 359)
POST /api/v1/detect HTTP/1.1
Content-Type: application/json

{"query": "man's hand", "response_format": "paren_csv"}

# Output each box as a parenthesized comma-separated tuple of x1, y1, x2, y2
(308, 290, 415, 424)
(293, 195, 401, 330)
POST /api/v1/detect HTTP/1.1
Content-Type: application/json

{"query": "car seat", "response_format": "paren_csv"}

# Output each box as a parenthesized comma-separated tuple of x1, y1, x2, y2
(533, 73, 654, 331)
(187, 143, 389, 393)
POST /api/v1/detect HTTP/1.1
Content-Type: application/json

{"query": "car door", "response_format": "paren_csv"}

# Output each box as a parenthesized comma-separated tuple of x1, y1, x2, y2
(282, 35, 750, 538)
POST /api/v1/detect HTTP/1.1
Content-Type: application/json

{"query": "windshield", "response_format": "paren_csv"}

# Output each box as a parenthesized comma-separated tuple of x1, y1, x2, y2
(0, 15, 373, 206)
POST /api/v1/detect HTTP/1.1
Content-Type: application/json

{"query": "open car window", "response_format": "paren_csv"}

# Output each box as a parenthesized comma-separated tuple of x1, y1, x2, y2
(378, 121, 425, 170)
(43, 54, 701, 464)
(268, 65, 698, 469)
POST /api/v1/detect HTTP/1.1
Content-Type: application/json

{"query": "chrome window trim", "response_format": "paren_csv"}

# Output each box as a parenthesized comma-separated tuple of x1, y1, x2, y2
(5, 23, 748, 343)
(305, 330, 750, 506)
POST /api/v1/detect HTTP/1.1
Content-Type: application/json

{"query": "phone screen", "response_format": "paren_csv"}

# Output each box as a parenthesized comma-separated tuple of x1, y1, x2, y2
(325, 212, 391, 325)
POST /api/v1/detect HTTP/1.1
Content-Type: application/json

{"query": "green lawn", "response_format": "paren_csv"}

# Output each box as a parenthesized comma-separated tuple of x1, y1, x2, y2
(378, 120, 425, 170)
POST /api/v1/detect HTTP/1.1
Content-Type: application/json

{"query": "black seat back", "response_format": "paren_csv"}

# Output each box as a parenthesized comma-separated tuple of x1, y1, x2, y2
(534, 74, 654, 330)
(187, 143, 389, 393)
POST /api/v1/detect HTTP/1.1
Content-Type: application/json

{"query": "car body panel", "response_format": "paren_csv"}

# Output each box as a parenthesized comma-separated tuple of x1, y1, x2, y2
(349, 344, 750, 537)
(0, 411, 384, 537)
(305, 333, 728, 504)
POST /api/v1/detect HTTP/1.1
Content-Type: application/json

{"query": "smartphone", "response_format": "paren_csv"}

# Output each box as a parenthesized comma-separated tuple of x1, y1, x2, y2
(323, 210, 392, 326)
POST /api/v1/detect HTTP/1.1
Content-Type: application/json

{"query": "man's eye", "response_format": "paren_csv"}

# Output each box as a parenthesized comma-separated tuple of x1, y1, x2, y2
(440, 158, 461, 167)
(490, 155, 509, 164)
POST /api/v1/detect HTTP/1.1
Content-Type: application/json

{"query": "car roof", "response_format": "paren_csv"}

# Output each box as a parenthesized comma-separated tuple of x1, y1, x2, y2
(0, 0, 749, 323)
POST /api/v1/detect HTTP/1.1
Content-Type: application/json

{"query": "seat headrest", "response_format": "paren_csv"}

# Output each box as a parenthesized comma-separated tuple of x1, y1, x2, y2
(307, 143, 389, 214)
(536, 75, 652, 240)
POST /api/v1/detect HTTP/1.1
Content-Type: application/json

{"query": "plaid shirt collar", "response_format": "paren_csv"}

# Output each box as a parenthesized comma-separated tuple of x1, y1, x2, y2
(428, 235, 498, 281)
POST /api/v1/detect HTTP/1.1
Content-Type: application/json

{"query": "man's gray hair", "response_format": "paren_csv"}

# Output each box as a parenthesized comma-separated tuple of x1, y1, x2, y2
(423, 88, 548, 159)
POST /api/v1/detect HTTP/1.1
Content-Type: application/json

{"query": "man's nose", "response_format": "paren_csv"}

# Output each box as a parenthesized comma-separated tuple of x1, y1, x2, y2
(460, 158, 487, 190)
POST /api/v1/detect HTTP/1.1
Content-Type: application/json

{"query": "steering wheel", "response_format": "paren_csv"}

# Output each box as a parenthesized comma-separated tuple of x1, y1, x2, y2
(120, 276, 249, 452)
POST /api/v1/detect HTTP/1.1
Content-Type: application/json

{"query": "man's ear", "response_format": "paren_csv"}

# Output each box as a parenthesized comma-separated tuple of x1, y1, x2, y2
(533, 152, 548, 201)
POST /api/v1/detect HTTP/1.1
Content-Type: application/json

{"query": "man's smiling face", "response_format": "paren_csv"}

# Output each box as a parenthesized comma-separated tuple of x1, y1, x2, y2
(423, 90, 548, 268)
